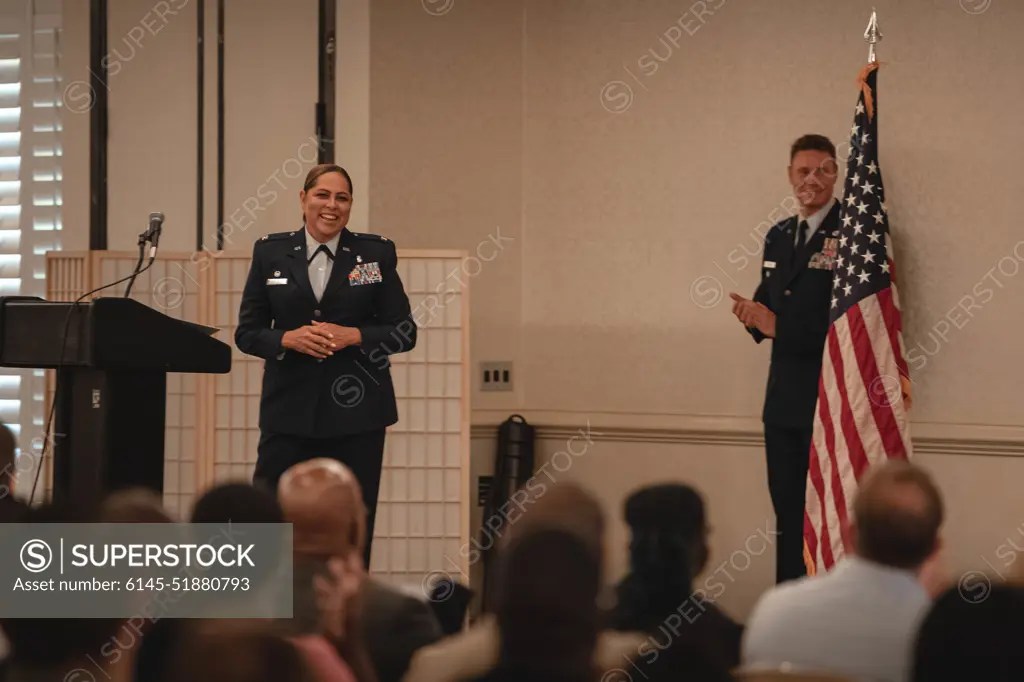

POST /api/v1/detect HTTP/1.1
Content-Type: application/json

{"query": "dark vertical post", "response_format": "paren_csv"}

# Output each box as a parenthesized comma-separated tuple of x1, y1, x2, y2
(196, 0, 204, 250)
(317, 0, 336, 163)
(215, 0, 225, 250)
(88, 0, 108, 250)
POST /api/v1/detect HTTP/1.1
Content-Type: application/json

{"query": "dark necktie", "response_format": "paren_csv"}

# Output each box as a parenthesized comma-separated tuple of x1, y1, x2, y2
(308, 244, 334, 265)
(794, 220, 809, 262)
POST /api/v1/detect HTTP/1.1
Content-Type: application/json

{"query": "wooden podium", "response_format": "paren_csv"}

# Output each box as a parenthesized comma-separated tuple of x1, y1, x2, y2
(0, 296, 231, 502)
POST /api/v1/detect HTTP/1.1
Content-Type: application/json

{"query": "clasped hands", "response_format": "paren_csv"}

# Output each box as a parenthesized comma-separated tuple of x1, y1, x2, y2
(281, 321, 362, 359)
(729, 293, 776, 338)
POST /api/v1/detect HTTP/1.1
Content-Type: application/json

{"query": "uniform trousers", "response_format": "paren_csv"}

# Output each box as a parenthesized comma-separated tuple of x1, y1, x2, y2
(253, 428, 387, 569)
(764, 423, 812, 584)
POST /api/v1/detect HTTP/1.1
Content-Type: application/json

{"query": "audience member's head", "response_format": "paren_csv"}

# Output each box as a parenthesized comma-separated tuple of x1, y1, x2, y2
(851, 460, 943, 570)
(611, 482, 707, 632)
(154, 485, 281, 658)
(190, 481, 285, 524)
(0, 493, 29, 523)
(625, 482, 708, 573)
(2, 616, 127, 672)
(101, 487, 175, 523)
(0, 421, 27, 526)
(491, 527, 601, 682)
(170, 626, 317, 682)
(912, 584, 1024, 682)
(0, 421, 15, 493)
(482, 482, 604, 620)
(509, 481, 605, 554)
(94, 487, 178, 681)
(278, 458, 364, 559)
(188, 482, 289, 603)
(1, 500, 124, 670)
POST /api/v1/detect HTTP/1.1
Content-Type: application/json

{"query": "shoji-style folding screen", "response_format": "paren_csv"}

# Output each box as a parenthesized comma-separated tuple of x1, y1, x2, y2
(45, 249, 471, 591)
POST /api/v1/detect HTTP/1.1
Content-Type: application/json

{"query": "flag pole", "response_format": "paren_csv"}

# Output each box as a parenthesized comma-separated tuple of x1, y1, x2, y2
(805, 7, 899, 578)
(862, 9, 909, 409)
(858, 10, 882, 122)
(863, 8, 881, 64)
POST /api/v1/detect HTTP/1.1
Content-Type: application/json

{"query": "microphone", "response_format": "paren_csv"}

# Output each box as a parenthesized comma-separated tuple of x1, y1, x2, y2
(124, 211, 165, 298)
(147, 211, 165, 260)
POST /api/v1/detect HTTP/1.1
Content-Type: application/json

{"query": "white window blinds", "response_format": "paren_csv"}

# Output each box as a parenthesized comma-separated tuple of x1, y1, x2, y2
(0, 0, 62, 470)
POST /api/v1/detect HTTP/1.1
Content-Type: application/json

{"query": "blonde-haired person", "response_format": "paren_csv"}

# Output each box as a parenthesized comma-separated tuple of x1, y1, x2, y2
(236, 164, 416, 567)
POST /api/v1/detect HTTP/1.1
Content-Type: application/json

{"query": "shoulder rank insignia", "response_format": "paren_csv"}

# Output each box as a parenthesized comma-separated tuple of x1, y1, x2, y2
(350, 231, 389, 242)
(259, 231, 293, 243)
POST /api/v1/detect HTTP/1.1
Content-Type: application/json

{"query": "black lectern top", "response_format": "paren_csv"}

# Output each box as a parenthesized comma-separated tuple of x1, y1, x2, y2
(0, 297, 231, 373)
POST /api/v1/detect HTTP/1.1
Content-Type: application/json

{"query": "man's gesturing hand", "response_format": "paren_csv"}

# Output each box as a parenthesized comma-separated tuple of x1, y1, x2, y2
(729, 293, 776, 338)
(282, 324, 337, 359)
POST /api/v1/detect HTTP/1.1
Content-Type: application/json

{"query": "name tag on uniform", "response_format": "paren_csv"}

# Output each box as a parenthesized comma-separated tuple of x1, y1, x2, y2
(763, 261, 776, 269)
(348, 262, 382, 286)
(266, 278, 288, 285)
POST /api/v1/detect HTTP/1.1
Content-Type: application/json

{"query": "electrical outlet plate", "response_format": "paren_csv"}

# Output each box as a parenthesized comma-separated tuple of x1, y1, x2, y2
(480, 361, 513, 392)
(477, 475, 493, 506)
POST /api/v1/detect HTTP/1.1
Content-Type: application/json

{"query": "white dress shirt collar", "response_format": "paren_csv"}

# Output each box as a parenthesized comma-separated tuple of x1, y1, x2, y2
(305, 226, 342, 260)
(797, 196, 837, 244)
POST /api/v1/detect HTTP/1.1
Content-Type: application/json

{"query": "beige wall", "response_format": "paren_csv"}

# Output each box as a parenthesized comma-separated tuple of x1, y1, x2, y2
(60, 0, 1024, 619)
(105, 0, 198, 252)
(217, 0, 318, 253)
(370, 0, 1024, 423)
(62, 0, 324, 254)
(372, 0, 1024, 619)
(370, 0, 525, 414)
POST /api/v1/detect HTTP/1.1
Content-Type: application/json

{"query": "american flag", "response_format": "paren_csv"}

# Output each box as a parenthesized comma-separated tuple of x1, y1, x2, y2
(803, 64, 913, 575)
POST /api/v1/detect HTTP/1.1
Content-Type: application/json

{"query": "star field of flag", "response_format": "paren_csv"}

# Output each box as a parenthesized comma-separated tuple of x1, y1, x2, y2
(830, 90, 892, 324)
